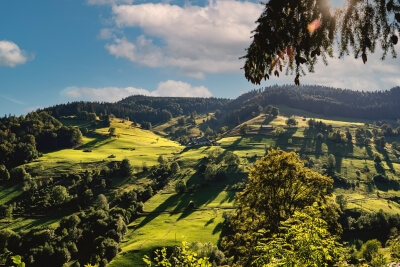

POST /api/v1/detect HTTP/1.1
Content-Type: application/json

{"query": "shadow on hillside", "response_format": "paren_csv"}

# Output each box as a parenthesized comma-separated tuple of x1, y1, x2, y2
(375, 181, 400, 192)
(261, 115, 274, 125)
(374, 163, 386, 175)
(299, 136, 314, 154)
(175, 167, 241, 221)
(212, 221, 224, 235)
(135, 171, 229, 228)
(366, 145, 373, 158)
(79, 132, 114, 149)
(379, 148, 395, 172)
(324, 141, 356, 174)
(226, 136, 243, 150)
(134, 194, 183, 229)
(220, 190, 236, 205)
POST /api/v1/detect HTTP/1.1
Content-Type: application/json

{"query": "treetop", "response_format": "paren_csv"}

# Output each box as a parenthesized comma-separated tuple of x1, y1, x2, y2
(243, 0, 400, 85)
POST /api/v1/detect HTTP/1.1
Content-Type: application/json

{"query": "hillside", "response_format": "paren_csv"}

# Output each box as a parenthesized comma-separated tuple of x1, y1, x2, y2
(42, 85, 400, 127)
(2, 88, 400, 265)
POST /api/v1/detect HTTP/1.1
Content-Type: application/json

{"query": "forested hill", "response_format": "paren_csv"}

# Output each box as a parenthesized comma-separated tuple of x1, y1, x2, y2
(42, 85, 400, 123)
(43, 96, 230, 125)
(229, 85, 400, 120)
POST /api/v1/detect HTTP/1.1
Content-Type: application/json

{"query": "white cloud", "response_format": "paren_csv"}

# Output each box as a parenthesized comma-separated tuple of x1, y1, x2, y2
(154, 80, 212, 97)
(105, 1, 263, 78)
(268, 47, 400, 91)
(98, 28, 116, 40)
(61, 86, 151, 102)
(105, 36, 163, 68)
(87, 0, 134, 5)
(60, 80, 212, 102)
(0, 40, 32, 67)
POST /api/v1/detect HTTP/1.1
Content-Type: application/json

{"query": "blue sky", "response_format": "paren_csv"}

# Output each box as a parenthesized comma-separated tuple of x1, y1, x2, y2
(1, 0, 399, 116)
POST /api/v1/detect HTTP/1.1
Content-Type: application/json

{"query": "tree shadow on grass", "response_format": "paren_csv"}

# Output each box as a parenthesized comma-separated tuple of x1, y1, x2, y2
(175, 186, 222, 221)
(212, 221, 224, 235)
(262, 115, 274, 125)
(135, 173, 225, 228)
(379, 148, 395, 172)
(375, 163, 386, 175)
(219, 190, 236, 205)
(175, 167, 241, 221)
(225, 136, 243, 151)
(375, 180, 400, 192)
(12, 214, 63, 232)
(204, 217, 215, 226)
(79, 134, 115, 149)
(134, 193, 184, 229)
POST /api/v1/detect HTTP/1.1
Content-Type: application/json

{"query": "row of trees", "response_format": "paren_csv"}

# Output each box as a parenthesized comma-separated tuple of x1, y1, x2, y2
(228, 85, 400, 120)
(43, 96, 230, 126)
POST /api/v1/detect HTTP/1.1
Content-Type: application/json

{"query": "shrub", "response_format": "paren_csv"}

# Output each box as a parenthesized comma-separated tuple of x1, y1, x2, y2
(175, 180, 186, 194)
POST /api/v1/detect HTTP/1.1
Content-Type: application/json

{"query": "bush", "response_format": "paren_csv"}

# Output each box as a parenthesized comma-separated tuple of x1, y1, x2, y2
(360, 239, 381, 262)
(170, 162, 180, 174)
(175, 180, 186, 194)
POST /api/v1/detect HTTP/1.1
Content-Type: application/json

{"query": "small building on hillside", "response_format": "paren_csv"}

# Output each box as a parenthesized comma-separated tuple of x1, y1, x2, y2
(186, 137, 212, 147)
(260, 125, 274, 130)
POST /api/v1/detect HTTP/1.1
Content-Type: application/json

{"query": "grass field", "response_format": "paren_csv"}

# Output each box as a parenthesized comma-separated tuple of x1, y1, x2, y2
(26, 119, 183, 177)
(109, 210, 225, 267)
(109, 182, 235, 267)
(3, 111, 400, 265)
(0, 184, 22, 205)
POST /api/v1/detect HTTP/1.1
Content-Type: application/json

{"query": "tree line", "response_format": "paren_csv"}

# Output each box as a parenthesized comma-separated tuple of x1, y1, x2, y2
(42, 96, 230, 126)
(227, 85, 400, 121)
(37, 86, 400, 131)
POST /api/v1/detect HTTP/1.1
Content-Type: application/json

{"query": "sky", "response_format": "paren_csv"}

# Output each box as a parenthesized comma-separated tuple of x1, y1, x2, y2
(0, 0, 399, 116)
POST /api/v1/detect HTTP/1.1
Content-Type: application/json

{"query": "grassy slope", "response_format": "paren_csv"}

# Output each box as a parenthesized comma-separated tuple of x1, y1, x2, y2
(3, 110, 400, 265)
(109, 156, 240, 266)
(111, 110, 400, 266)
(1, 119, 183, 231)
(26, 119, 182, 176)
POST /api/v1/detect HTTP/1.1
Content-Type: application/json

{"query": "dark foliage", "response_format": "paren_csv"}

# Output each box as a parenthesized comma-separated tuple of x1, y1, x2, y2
(42, 96, 230, 125)
(227, 85, 400, 120)
(0, 112, 82, 169)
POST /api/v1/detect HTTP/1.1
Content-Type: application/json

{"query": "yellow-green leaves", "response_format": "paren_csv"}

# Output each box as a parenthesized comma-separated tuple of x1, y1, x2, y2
(222, 149, 334, 266)
(143, 241, 212, 267)
(11, 255, 25, 267)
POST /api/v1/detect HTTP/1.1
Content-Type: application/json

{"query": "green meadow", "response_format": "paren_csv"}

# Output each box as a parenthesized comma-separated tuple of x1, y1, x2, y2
(3, 110, 400, 265)
(108, 112, 400, 265)
(26, 119, 183, 177)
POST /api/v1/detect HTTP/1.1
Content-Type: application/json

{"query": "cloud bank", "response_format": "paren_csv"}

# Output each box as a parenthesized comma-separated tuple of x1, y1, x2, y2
(60, 80, 212, 102)
(104, 1, 263, 78)
(96, 0, 400, 91)
(0, 40, 32, 67)
(269, 46, 400, 92)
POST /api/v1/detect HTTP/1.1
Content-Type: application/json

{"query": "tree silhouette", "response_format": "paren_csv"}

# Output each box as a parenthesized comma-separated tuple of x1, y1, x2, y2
(243, 0, 400, 85)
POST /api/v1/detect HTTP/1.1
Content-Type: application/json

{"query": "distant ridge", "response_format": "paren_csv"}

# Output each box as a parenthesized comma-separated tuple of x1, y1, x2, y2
(42, 85, 400, 122)
(226, 85, 400, 121)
